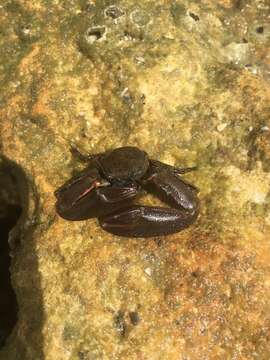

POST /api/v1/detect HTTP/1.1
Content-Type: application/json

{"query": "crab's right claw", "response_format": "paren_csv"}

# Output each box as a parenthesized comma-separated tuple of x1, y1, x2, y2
(99, 205, 199, 237)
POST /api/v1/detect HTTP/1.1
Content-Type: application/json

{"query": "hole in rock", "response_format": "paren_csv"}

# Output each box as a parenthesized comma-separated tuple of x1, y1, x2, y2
(85, 26, 106, 44)
(188, 11, 200, 22)
(105, 5, 125, 19)
(256, 26, 264, 34)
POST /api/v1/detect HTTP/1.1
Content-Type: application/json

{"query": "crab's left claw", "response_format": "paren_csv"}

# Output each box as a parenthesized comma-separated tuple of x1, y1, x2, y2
(55, 167, 138, 221)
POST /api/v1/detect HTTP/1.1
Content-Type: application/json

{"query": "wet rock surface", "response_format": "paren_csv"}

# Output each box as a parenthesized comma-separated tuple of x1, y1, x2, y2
(0, 0, 270, 359)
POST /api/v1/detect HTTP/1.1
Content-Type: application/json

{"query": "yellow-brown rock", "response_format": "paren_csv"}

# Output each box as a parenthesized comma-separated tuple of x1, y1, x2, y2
(0, 0, 270, 359)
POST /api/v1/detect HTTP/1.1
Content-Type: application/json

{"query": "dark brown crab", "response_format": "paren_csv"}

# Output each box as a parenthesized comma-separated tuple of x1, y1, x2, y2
(54, 146, 199, 237)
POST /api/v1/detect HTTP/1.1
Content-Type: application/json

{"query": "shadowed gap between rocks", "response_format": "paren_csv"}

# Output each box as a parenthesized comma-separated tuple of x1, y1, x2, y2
(0, 158, 44, 359)
(0, 203, 21, 349)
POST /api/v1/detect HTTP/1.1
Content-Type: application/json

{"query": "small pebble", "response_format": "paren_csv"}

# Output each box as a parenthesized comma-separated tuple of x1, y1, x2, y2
(144, 267, 152, 276)
(217, 123, 227, 132)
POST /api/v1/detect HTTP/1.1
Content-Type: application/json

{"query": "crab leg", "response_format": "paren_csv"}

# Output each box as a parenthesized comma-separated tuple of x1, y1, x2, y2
(150, 159, 198, 175)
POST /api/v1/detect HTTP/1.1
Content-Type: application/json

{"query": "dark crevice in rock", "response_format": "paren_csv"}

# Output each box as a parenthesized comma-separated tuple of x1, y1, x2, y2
(0, 163, 22, 350)
(0, 204, 21, 349)
(0, 158, 44, 359)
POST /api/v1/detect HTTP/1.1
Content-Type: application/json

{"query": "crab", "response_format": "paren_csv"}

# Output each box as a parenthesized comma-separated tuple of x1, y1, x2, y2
(54, 146, 199, 237)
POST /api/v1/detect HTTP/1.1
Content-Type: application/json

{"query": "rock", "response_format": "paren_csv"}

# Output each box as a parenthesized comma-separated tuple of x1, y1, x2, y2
(1, 0, 270, 359)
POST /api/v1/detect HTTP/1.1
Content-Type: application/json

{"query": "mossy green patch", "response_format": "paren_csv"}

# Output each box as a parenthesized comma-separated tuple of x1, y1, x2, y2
(170, 2, 186, 26)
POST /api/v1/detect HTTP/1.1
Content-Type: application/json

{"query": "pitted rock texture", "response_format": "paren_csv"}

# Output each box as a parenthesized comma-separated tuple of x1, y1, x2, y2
(0, 0, 270, 359)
